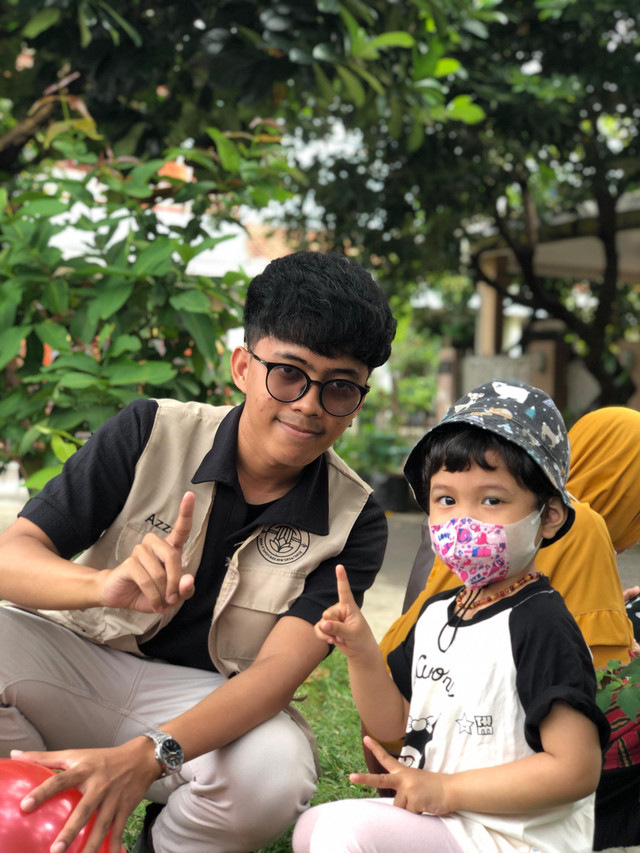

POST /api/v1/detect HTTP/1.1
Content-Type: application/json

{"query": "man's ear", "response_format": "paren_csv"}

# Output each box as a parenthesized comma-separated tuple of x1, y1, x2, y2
(540, 496, 568, 542)
(230, 346, 251, 393)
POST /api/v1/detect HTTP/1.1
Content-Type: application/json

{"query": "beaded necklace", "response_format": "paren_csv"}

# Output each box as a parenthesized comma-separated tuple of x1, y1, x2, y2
(455, 570, 543, 613)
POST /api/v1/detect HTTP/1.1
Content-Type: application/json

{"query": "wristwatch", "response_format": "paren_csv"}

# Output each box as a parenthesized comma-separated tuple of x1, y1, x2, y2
(142, 729, 184, 777)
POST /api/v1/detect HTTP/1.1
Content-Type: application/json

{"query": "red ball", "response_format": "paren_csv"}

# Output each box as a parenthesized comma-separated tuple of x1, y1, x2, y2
(0, 758, 125, 852)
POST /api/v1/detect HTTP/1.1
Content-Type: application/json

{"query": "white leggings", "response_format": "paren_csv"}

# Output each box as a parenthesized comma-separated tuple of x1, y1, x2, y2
(0, 608, 317, 853)
(292, 798, 464, 853)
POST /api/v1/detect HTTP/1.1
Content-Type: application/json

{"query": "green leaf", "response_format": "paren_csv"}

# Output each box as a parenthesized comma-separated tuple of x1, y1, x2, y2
(0, 326, 30, 371)
(173, 234, 234, 265)
(0, 281, 23, 328)
(461, 18, 489, 39)
(56, 373, 105, 390)
(22, 198, 69, 217)
(0, 393, 23, 418)
(96, 1, 143, 47)
(109, 335, 142, 358)
(337, 66, 366, 107)
(349, 64, 385, 96)
(207, 129, 242, 173)
(23, 8, 62, 38)
(40, 353, 99, 374)
(34, 322, 72, 353)
(78, 5, 92, 47)
(181, 312, 221, 365)
(51, 434, 80, 463)
(89, 281, 135, 320)
(595, 686, 615, 712)
(128, 160, 165, 187)
(103, 361, 177, 386)
(368, 31, 416, 50)
(40, 280, 70, 316)
(170, 290, 214, 314)
(25, 465, 64, 491)
(618, 684, 640, 720)
(407, 118, 425, 152)
(132, 240, 175, 276)
(313, 63, 336, 102)
(446, 95, 486, 124)
(434, 58, 461, 78)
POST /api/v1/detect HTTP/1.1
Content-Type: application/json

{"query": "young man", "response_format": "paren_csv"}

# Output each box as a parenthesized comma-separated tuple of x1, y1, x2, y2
(0, 251, 396, 853)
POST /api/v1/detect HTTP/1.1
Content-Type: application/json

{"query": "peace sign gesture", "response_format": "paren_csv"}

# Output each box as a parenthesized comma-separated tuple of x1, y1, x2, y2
(350, 736, 452, 815)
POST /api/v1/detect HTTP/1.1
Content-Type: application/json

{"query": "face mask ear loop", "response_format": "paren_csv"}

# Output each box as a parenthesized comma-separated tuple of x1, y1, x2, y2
(438, 587, 481, 653)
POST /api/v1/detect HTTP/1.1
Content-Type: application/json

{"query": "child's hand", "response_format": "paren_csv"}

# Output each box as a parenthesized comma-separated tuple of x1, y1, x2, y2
(350, 736, 453, 815)
(314, 565, 376, 657)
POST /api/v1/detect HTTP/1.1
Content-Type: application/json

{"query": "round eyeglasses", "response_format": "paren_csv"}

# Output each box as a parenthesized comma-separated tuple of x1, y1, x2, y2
(248, 350, 369, 417)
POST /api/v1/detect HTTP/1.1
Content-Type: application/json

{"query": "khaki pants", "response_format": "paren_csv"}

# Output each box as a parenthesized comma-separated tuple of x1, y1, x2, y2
(0, 607, 317, 852)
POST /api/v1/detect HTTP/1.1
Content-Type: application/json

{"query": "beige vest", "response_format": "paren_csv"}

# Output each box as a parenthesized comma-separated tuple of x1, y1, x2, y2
(36, 399, 372, 676)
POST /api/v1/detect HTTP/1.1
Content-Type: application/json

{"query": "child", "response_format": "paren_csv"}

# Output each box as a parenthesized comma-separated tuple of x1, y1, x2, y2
(293, 380, 609, 853)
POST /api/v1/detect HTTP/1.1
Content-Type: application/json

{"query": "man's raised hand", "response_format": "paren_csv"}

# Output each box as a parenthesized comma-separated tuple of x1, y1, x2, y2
(101, 491, 196, 613)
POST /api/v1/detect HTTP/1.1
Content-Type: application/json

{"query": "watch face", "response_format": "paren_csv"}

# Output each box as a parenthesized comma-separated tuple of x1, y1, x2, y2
(161, 737, 184, 770)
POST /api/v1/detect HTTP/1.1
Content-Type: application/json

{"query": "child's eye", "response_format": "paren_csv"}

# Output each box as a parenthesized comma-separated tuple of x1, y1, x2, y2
(433, 495, 455, 506)
(482, 497, 502, 506)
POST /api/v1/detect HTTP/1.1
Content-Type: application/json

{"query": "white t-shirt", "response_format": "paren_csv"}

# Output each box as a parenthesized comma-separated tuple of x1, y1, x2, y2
(387, 577, 609, 853)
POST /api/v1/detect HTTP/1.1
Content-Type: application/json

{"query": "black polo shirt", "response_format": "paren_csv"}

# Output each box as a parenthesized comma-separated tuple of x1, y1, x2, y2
(22, 399, 387, 671)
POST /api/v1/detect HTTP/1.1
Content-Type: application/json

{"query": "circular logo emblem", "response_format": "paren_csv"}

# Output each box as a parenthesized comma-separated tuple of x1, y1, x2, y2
(256, 525, 310, 564)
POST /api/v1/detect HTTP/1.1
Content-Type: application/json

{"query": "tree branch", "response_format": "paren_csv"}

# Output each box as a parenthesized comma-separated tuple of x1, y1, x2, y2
(0, 100, 59, 173)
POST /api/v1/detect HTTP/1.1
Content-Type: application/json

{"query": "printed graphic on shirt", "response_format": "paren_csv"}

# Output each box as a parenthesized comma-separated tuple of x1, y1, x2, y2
(456, 712, 474, 734)
(256, 524, 311, 564)
(400, 714, 438, 769)
(415, 653, 456, 697)
(455, 712, 494, 735)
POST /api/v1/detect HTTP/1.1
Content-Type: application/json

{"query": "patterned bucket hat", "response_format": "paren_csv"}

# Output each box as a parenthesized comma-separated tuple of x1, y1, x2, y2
(404, 379, 575, 545)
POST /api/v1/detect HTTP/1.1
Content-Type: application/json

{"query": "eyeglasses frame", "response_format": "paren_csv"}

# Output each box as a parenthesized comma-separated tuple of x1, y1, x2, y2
(247, 350, 369, 417)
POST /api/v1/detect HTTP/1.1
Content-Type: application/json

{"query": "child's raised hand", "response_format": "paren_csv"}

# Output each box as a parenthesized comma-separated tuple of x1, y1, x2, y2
(350, 736, 453, 815)
(314, 564, 375, 657)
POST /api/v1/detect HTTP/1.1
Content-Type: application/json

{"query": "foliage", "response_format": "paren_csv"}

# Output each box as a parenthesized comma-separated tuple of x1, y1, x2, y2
(596, 655, 640, 721)
(1, 0, 487, 177)
(22, 427, 85, 491)
(0, 121, 298, 473)
(336, 418, 412, 477)
(0, 0, 493, 474)
(280, 0, 640, 406)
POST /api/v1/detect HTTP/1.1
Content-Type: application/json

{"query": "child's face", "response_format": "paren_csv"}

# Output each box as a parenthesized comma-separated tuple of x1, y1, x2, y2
(429, 450, 540, 527)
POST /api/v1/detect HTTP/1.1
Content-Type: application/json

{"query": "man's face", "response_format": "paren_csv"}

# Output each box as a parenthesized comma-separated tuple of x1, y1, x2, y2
(231, 336, 369, 474)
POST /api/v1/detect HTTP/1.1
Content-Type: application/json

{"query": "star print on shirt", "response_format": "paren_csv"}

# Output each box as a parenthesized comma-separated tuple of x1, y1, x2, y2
(456, 712, 474, 734)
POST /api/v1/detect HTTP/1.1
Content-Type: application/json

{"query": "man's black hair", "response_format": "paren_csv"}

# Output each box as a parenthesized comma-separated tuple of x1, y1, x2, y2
(422, 423, 560, 510)
(243, 251, 396, 372)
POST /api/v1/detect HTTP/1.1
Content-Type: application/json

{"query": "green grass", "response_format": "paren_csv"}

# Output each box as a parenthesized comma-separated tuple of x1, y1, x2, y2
(125, 652, 374, 852)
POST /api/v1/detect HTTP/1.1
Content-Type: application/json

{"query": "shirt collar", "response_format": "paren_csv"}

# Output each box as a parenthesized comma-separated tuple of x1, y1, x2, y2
(191, 403, 330, 535)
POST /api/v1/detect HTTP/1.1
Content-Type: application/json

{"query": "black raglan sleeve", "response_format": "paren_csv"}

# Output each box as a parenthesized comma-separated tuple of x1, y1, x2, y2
(510, 587, 610, 752)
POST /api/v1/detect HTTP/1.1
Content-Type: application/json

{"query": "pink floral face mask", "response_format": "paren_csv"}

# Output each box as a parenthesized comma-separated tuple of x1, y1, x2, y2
(429, 508, 544, 589)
